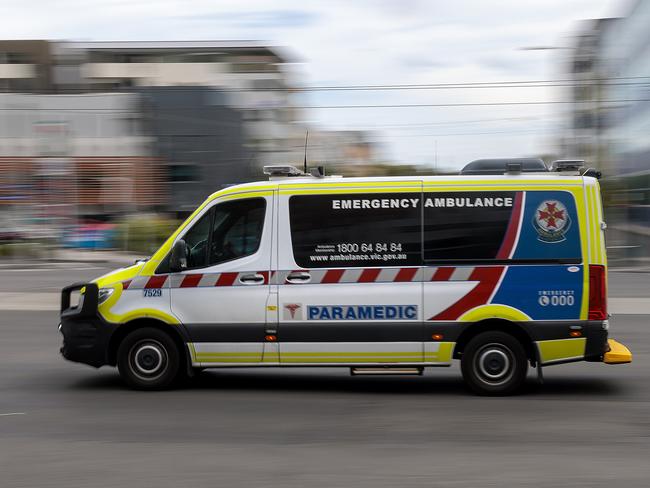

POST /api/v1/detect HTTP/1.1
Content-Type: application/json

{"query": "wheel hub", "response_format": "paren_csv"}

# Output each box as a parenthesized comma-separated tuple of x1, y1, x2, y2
(474, 344, 514, 385)
(129, 340, 168, 380)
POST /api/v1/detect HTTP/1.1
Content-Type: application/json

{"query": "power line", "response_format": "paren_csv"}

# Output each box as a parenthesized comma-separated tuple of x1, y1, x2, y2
(296, 98, 650, 109)
(2, 75, 650, 95)
(365, 116, 542, 129)
(387, 128, 548, 137)
(0, 98, 648, 112)
(276, 77, 650, 92)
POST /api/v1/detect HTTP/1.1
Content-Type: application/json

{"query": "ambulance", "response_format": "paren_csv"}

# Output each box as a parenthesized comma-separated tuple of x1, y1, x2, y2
(59, 159, 632, 395)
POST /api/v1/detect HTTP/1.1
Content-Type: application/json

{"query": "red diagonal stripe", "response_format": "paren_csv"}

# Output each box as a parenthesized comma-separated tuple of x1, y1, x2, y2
(215, 272, 238, 287)
(180, 274, 203, 288)
(394, 268, 418, 282)
(145, 275, 167, 289)
(496, 191, 524, 259)
(122, 280, 132, 290)
(429, 266, 505, 320)
(258, 271, 270, 284)
(432, 267, 455, 281)
(358, 268, 381, 283)
(322, 269, 345, 283)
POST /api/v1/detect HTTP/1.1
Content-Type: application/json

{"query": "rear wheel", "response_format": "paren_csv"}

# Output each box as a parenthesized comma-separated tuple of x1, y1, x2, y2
(117, 328, 181, 390)
(461, 331, 528, 396)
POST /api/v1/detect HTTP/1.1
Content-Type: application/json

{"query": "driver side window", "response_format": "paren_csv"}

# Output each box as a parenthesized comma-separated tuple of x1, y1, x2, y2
(208, 198, 266, 265)
(183, 208, 213, 269)
(180, 197, 266, 270)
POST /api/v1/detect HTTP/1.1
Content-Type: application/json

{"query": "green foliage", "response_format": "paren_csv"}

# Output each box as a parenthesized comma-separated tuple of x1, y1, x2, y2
(115, 215, 179, 254)
(0, 242, 42, 258)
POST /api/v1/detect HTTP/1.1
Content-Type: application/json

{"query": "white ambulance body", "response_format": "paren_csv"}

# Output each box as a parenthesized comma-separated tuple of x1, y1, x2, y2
(59, 163, 632, 395)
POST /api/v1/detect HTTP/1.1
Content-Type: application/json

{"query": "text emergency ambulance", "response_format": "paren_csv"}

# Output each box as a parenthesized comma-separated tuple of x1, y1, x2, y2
(59, 160, 632, 395)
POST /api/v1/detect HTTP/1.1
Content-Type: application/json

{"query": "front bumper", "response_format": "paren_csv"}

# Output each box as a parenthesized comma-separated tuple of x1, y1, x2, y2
(59, 282, 117, 368)
(59, 316, 117, 368)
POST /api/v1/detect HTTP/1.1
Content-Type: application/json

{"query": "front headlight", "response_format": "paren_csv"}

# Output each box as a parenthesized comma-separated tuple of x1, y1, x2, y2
(97, 288, 114, 305)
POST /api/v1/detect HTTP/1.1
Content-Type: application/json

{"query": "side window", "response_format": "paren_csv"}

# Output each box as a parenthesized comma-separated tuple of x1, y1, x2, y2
(423, 191, 582, 263)
(183, 208, 213, 269)
(289, 193, 421, 268)
(423, 192, 516, 262)
(208, 198, 266, 265)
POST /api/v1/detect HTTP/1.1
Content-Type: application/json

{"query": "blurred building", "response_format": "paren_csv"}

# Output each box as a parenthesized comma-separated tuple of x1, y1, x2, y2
(600, 1, 650, 263)
(568, 2, 650, 263)
(0, 93, 163, 229)
(565, 18, 618, 171)
(0, 40, 54, 92)
(599, 1, 650, 194)
(0, 87, 253, 218)
(138, 86, 250, 215)
(0, 39, 383, 234)
(306, 129, 378, 168)
(0, 40, 306, 226)
(0, 40, 301, 167)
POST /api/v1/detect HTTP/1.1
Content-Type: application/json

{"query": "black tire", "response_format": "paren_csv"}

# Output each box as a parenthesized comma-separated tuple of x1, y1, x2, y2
(117, 328, 181, 390)
(461, 331, 528, 396)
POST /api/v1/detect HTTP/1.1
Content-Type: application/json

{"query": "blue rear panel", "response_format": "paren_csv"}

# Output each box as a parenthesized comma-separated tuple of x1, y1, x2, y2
(493, 190, 583, 320)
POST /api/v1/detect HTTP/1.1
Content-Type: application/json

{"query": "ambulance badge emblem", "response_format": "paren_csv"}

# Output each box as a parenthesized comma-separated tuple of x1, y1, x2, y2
(533, 200, 570, 243)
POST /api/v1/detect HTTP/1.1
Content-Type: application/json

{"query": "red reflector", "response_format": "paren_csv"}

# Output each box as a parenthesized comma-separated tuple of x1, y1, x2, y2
(588, 265, 607, 320)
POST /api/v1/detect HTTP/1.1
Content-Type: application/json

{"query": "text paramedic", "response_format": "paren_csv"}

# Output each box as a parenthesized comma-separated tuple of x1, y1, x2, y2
(307, 305, 418, 321)
(332, 197, 513, 210)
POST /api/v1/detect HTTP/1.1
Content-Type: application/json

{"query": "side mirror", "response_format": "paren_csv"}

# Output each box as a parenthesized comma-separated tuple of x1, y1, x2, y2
(169, 240, 188, 272)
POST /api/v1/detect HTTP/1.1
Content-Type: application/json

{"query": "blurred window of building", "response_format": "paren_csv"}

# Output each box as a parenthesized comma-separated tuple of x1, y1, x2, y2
(251, 78, 283, 90)
(169, 163, 200, 183)
(0, 52, 33, 64)
(230, 62, 278, 73)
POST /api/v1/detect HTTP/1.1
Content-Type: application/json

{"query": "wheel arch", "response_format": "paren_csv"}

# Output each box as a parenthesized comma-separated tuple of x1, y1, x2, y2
(107, 319, 189, 367)
(453, 319, 536, 363)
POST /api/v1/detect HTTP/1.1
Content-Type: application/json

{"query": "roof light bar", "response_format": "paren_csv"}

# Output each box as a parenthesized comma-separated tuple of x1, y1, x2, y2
(552, 160, 585, 173)
(263, 165, 306, 177)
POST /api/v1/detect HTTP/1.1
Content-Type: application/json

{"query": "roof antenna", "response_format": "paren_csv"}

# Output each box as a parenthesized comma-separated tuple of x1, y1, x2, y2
(303, 130, 309, 174)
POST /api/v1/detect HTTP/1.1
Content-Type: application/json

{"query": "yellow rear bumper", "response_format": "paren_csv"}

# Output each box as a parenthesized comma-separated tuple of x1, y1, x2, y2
(603, 339, 632, 364)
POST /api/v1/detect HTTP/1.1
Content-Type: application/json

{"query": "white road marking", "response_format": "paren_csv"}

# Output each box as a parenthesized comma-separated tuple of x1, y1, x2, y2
(0, 293, 60, 311)
(0, 412, 26, 417)
(0, 266, 102, 272)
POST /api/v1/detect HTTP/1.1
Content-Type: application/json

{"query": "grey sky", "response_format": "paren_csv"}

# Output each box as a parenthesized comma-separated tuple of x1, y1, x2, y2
(3, 0, 626, 169)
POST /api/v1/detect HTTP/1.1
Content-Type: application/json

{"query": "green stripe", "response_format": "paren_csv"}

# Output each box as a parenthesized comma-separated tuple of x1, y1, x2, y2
(537, 338, 586, 363)
(280, 351, 422, 357)
(281, 357, 422, 363)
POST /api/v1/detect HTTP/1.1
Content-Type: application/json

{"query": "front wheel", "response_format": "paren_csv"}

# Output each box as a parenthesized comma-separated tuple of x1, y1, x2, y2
(461, 331, 528, 396)
(117, 328, 181, 390)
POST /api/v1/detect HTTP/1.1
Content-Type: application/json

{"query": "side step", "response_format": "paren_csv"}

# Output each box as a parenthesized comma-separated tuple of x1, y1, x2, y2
(350, 367, 423, 376)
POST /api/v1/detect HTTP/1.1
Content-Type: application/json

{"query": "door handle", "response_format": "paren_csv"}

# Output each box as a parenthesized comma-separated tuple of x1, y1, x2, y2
(239, 273, 265, 285)
(286, 271, 311, 284)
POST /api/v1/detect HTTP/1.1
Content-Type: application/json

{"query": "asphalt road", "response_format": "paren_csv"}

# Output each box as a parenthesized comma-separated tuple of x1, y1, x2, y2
(0, 264, 648, 487)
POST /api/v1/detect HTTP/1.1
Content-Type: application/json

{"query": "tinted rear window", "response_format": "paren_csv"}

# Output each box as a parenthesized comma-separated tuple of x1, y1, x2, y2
(289, 193, 421, 268)
(424, 192, 516, 261)
(423, 190, 581, 263)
